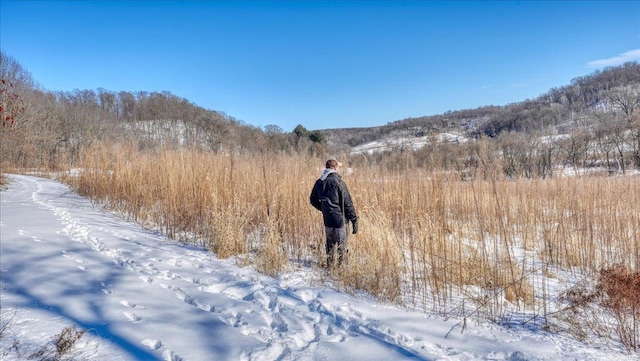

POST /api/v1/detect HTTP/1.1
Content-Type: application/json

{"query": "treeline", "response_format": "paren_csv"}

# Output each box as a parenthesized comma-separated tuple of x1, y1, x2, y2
(323, 62, 640, 177)
(0, 51, 327, 170)
(350, 118, 640, 179)
(2, 49, 640, 178)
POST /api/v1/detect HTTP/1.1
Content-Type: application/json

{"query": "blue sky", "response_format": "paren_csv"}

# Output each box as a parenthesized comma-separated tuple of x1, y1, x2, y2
(1, 1, 639, 131)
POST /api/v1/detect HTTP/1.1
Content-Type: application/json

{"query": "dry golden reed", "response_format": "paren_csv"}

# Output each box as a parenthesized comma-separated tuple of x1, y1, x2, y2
(67, 142, 640, 317)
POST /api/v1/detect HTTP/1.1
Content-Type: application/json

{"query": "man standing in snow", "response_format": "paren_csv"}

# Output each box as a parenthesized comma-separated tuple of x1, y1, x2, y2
(310, 157, 358, 267)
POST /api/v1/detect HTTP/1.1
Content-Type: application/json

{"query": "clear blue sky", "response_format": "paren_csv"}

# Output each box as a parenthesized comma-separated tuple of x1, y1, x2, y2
(1, 1, 639, 131)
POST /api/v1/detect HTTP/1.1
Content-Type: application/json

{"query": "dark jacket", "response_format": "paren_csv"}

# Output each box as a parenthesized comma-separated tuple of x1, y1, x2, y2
(310, 170, 357, 228)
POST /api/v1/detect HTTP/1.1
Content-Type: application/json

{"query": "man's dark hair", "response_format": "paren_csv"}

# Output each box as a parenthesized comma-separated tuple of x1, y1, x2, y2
(326, 159, 339, 169)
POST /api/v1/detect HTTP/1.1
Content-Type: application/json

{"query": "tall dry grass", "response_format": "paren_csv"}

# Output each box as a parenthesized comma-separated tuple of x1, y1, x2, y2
(64, 142, 640, 323)
(0, 173, 8, 188)
(67, 143, 324, 271)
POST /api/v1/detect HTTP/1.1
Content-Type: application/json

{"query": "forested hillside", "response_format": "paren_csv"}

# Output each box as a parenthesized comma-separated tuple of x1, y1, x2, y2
(2, 50, 640, 177)
(0, 52, 326, 170)
(323, 62, 640, 177)
(322, 62, 640, 146)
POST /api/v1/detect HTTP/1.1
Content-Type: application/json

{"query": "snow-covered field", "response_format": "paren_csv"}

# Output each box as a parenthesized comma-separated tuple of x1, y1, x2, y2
(1, 174, 635, 360)
(351, 132, 467, 155)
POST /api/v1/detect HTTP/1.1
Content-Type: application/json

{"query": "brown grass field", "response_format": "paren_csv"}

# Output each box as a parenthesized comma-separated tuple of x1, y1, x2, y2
(59, 143, 639, 327)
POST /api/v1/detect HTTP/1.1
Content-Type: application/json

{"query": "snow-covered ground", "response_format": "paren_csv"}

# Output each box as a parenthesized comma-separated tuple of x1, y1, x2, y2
(1, 174, 634, 360)
(351, 132, 467, 155)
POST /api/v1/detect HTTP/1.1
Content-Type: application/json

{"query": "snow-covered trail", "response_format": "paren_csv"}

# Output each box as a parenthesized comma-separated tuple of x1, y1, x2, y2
(0, 174, 440, 360)
(1, 174, 632, 360)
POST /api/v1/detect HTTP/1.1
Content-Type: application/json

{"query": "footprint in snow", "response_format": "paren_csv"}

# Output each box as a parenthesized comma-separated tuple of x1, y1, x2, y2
(162, 350, 183, 361)
(173, 288, 195, 305)
(221, 311, 242, 327)
(199, 283, 226, 294)
(142, 339, 162, 350)
(101, 282, 115, 295)
(120, 300, 137, 308)
(158, 270, 175, 280)
(123, 311, 141, 322)
(224, 283, 264, 300)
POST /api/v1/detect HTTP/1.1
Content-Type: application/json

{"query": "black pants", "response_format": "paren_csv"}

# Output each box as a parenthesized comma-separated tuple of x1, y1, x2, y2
(325, 225, 348, 266)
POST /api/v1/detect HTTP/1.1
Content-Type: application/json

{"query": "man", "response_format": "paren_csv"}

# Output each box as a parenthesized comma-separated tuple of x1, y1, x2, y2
(310, 157, 358, 267)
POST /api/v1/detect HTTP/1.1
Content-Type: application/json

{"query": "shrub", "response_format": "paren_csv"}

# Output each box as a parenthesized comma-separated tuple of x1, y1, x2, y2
(55, 325, 86, 358)
(560, 265, 640, 353)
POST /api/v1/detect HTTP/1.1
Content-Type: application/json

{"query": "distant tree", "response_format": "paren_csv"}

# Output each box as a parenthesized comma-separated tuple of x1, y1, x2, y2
(118, 91, 136, 120)
(606, 84, 640, 117)
(0, 78, 24, 128)
(0, 51, 33, 129)
(293, 124, 309, 138)
(594, 118, 616, 172)
(308, 130, 326, 144)
(628, 114, 640, 168)
(264, 124, 283, 136)
(262, 124, 294, 152)
(535, 135, 556, 179)
(97, 88, 117, 117)
(196, 112, 230, 153)
(556, 127, 587, 175)
(605, 114, 630, 174)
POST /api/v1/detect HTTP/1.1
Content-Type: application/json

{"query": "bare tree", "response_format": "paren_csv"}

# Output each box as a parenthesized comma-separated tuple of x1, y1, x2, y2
(558, 128, 592, 176)
(606, 85, 640, 117)
(0, 51, 34, 129)
(594, 119, 617, 172)
(628, 114, 640, 168)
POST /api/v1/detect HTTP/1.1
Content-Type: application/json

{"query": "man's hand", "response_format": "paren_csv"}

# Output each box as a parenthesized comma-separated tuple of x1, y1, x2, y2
(351, 218, 358, 234)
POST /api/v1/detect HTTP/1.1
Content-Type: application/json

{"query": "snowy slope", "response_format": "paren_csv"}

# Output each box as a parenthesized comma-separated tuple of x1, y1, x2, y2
(0, 174, 633, 360)
(351, 132, 467, 155)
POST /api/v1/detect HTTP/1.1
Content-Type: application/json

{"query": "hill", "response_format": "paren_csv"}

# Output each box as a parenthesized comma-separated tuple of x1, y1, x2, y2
(320, 62, 640, 150)
(2, 50, 640, 176)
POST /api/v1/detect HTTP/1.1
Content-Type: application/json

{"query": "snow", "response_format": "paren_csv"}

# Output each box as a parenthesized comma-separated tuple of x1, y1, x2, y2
(1, 174, 635, 360)
(351, 132, 468, 155)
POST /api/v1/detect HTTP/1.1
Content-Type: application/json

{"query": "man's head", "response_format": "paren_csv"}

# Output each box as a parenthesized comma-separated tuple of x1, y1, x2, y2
(326, 157, 342, 169)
